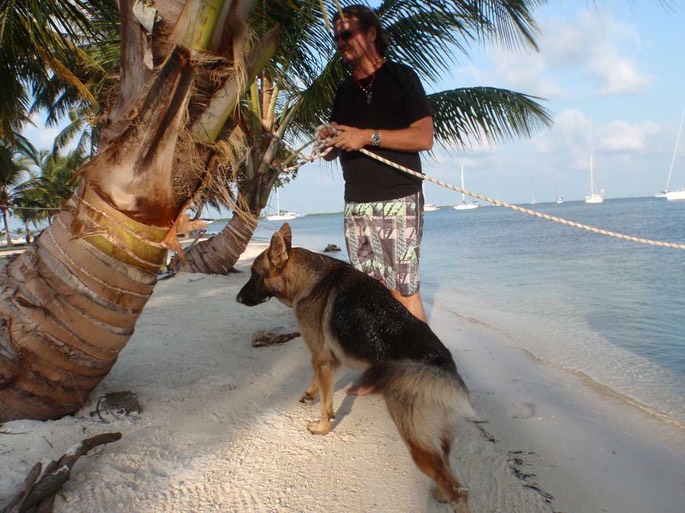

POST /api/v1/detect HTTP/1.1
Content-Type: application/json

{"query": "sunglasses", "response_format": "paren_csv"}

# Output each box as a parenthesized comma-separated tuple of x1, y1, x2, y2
(332, 29, 361, 43)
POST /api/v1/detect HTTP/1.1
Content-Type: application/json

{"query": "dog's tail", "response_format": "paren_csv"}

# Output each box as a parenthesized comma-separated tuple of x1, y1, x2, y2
(356, 360, 475, 443)
(354, 360, 474, 511)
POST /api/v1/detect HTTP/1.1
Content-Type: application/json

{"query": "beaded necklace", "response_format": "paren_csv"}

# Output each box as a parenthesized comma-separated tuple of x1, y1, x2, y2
(354, 71, 376, 105)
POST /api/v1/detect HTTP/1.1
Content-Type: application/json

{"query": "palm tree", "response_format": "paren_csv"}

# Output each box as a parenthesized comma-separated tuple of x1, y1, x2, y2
(175, 0, 553, 273)
(0, 136, 37, 246)
(0, 0, 118, 140)
(0, 0, 269, 421)
(0, 0, 551, 421)
(13, 147, 85, 227)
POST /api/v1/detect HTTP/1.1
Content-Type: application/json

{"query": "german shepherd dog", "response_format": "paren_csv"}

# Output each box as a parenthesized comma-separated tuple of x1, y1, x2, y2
(236, 224, 474, 512)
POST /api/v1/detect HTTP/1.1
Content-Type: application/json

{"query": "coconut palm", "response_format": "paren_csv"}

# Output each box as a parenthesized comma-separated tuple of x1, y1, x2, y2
(0, 0, 118, 140)
(175, 0, 553, 273)
(13, 147, 85, 228)
(0, 135, 37, 246)
(0, 0, 271, 421)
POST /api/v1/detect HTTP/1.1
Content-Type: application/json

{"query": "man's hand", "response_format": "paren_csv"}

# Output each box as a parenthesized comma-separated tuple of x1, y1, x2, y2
(330, 124, 372, 152)
(317, 122, 342, 161)
(317, 122, 340, 141)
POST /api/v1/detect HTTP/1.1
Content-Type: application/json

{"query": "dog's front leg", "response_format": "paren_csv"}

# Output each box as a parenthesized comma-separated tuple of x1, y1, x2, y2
(307, 357, 339, 435)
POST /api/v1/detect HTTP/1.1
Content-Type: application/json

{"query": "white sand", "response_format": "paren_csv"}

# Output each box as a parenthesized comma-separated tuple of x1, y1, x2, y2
(1, 241, 684, 513)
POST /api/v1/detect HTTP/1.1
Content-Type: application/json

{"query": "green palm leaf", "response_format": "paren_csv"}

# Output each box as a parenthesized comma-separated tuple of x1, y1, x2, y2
(429, 87, 553, 148)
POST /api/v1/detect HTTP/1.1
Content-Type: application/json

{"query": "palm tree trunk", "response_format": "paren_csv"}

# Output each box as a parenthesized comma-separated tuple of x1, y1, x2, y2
(0, 47, 195, 421)
(174, 208, 259, 274)
(2, 209, 12, 247)
(0, 190, 167, 419)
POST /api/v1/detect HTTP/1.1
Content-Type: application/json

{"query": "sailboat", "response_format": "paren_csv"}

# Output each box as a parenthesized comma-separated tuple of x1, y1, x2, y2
(265, 189, 300, 221)
(453, 165, 479, 210)
(424, 203, 440, 212)
(585, 154, 604, 204)
(657, 108, 685, 201)
(556, 186, 564, 203)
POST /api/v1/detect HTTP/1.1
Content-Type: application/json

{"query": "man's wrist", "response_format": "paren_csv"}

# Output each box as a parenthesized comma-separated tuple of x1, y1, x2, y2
(371, 129, 381, 147)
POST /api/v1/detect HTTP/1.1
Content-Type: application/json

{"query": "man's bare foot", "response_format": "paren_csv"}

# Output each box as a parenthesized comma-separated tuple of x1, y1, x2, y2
(346, 384, 375, 396)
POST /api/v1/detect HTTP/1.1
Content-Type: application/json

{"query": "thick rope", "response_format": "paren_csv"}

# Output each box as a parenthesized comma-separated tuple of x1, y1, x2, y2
(279, 125, 685, 250)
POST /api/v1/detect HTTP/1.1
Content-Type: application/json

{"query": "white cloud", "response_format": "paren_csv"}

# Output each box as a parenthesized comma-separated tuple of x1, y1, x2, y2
(550, 9, 653, 95)
(531, 109, 594, 156)
(598, 120, 659, 151)
(479, 7, 654, 98)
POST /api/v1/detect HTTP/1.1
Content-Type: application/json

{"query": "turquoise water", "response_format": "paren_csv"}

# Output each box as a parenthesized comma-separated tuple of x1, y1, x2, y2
(211, 197, 685, 424)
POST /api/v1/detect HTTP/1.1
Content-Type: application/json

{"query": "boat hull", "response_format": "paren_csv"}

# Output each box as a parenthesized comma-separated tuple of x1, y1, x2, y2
(265, 212, 300, 221)
(453, 203, 479, 210)
(665, 189, 685, 201)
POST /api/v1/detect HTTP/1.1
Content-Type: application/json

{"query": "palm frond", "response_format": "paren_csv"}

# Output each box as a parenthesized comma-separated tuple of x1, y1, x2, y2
(379, 0, 544, 53)
(52, 115, 86, 154)
(0, 0, 118, 137)
(429, 87, 553, 149)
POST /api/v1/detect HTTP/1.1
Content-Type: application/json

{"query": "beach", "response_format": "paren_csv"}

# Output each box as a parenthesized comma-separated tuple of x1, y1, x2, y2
(1, 240, 684, 513)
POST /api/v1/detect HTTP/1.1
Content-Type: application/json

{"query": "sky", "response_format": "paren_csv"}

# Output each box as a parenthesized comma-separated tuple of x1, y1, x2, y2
(21, 0, 685, 217)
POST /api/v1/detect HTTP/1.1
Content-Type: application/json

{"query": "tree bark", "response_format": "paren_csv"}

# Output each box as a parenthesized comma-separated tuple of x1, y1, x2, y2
(173, 206, 259, 274)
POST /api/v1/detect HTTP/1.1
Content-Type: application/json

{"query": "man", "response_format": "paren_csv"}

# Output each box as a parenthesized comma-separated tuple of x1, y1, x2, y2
(321, 4, 434, 322)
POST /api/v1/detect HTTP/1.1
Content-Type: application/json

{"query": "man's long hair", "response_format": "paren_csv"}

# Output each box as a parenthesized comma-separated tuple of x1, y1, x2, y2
(332, 4, 390, 57)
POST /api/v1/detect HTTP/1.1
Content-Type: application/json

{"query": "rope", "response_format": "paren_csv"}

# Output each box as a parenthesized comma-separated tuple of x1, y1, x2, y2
(359, 147, 685, 249)
(261, 133, 332, 173)
(281, 124, 685, 250)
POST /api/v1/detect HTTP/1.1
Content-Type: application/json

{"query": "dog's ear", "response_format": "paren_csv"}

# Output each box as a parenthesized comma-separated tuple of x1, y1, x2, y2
(268, 231, 289, 269)
(279, 223, 292, 252)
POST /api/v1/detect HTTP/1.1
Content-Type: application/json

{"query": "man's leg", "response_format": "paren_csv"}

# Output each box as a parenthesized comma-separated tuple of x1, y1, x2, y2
(344, 192, 427, 322)
(390, 289, 427, 322)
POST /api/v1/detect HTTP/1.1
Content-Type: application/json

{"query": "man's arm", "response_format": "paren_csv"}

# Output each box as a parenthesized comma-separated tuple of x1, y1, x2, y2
(328, 116, 433, 153)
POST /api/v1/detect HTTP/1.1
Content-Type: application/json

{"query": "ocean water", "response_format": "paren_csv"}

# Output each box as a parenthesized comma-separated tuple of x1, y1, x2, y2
(210, 197, 685, 425)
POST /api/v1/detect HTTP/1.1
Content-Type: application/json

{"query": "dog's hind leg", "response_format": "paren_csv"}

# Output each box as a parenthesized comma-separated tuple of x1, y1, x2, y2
(307, 355, 340, 435)
(407, 440, 471, 513)
(299, 371, 319, 403)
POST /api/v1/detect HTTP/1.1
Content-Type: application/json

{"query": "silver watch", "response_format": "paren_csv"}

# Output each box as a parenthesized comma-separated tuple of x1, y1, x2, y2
(371, 129, 381, 147)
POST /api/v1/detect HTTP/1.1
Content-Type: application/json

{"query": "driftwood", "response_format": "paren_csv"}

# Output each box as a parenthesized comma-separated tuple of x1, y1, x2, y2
(0, 463, 41, 513)
(251, 330, 300, 347)
(1, 432, 122, 513)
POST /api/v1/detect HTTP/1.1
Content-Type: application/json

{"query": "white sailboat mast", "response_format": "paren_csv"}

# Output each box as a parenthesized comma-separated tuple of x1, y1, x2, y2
(665, 107, 685, 192)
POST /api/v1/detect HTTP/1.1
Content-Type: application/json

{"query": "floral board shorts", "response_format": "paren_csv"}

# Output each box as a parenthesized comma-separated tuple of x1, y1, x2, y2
(344, 191, 424, 297)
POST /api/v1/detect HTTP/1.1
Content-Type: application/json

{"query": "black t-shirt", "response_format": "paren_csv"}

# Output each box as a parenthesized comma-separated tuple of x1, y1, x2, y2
(329, 61, 433, 202)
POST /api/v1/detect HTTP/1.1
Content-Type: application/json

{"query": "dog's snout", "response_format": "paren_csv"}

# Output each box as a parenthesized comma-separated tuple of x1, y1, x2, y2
(236, 282, 270, 307)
